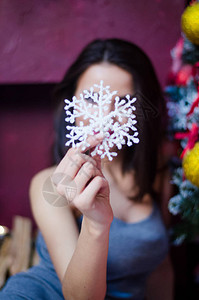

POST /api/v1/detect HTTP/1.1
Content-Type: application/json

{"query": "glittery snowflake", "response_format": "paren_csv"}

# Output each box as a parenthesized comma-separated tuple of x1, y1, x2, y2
(64, 80, 139, 161)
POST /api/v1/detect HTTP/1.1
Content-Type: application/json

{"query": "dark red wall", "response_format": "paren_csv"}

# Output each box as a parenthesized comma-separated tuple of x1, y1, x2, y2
(0, 0, 184, 86)
(0, 85, 55, 228)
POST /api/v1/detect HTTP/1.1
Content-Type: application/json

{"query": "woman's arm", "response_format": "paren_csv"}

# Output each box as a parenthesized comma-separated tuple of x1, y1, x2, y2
(30, 166, 79, 280)
(63, 215, 111, 300)
(30, 134, 113, 300)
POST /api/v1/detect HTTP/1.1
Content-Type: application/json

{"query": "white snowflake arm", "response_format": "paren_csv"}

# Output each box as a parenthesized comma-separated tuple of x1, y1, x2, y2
(64, 80, 139, 160)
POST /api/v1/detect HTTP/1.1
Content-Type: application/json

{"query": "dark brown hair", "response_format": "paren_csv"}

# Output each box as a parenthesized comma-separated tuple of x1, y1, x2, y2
(53, 38, 166, 201)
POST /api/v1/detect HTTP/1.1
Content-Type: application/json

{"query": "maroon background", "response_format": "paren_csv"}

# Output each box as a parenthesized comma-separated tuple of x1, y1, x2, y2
(0, 0, 184, 86)
(0, 85, 55, 228)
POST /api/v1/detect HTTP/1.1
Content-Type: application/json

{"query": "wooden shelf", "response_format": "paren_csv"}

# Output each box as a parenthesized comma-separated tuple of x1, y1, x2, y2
(0, 216, 38, 289)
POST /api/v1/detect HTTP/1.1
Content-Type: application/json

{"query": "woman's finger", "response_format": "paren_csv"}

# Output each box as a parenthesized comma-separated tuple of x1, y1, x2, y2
(74, 161, 101, 194)
(63, 152, 97, 178)
(54, 132, 104, 176)
(75, 176, 108, 209)
(52, 152, 97, 185)
(78, 132, 104, 154)
(78, 133, 105, 172)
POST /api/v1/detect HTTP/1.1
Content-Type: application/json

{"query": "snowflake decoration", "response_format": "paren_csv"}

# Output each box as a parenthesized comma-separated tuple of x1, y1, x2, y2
(64, 80, 139, 161)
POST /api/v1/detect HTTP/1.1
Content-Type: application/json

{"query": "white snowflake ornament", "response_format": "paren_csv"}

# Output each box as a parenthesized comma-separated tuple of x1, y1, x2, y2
(64, 80, 139, 161)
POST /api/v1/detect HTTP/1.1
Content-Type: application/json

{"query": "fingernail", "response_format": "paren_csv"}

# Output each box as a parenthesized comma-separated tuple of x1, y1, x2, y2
(95, 132, 104, 139)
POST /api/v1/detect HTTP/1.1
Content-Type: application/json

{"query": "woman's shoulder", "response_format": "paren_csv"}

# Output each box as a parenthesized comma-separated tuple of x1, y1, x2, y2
(29, 166, 80, 280)
(30, 166, 56, 205)
(30, 165, 82, 219)
(30, 166, 57, 186)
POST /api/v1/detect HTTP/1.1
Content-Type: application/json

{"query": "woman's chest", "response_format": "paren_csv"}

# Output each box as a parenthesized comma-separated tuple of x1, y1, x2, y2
(108, 182, 153, 224)
(106, 207, 169, 279)
(103, 166, 153, 223)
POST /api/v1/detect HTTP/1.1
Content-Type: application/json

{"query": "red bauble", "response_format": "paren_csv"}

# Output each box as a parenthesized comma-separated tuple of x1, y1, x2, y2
(176, 64, 193, 86)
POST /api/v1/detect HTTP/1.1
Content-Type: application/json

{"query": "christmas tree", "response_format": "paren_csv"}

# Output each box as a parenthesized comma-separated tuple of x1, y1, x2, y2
(166, 0, 199, 244)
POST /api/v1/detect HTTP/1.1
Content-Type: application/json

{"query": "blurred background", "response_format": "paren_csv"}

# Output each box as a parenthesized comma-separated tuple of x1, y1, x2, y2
(1, 0, 199, 299)
(0, 0, 184, 226)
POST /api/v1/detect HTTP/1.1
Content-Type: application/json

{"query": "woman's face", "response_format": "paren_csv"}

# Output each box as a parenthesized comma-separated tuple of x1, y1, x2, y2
(75, 62, 134, 127)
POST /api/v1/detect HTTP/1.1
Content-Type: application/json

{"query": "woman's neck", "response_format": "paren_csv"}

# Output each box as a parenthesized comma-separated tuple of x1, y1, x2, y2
(102, 159, 153, 223)
(102, 155, 140, 201)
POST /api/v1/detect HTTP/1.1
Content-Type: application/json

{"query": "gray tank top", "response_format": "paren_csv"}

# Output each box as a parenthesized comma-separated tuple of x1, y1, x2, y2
(103, 202, 169, 299)
(36, 201, 168, 300)
(77, 201, 169, 300)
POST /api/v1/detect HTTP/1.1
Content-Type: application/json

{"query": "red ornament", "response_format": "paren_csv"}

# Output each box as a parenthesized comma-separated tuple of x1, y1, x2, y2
(176, 65, 193, 86)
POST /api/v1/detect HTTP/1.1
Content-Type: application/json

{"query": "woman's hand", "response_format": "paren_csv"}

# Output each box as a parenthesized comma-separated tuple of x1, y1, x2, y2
(52, 133, 113, 230)
(58, 134, 112, 300)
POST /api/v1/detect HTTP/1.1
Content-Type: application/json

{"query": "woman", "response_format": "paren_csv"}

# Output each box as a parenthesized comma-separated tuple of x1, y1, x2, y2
(0, 39, 174, 299)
